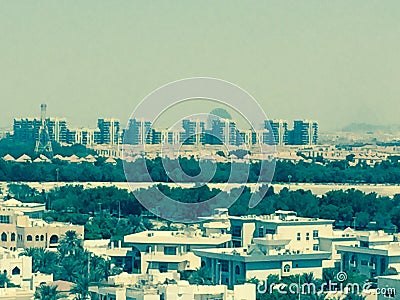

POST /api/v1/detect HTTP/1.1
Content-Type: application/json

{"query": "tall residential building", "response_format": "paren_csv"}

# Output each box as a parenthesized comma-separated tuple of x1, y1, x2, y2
(13, 118, 41, 143)
(264, 120, 289, 146)
(46, 118, 68, 143)
(123, 119, 152, 145)
(291, 120, 318, 145)
(67, 128, 98, 146)
(13, 117, 68, 144)
(209, 119, 238, 145)
(181, 119, 205, 145)
(97, 118, 120, 145)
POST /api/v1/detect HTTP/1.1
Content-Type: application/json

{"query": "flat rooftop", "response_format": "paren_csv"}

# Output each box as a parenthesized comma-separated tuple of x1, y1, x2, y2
(124, 230, 231, 245)
(193, 247, 331, 262)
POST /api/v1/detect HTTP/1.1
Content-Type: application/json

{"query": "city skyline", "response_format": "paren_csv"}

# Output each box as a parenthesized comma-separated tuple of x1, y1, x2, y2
(11, 112, 319, 147)
(1, 2, 400, 130)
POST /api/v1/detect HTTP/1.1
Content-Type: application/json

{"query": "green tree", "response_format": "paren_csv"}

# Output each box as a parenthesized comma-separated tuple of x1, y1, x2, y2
(34, 284, 61, 300)
(58, 230, 83, 257)
(22, 248, 59, 274)
(70, 276, 90, 300)
(188, 267, 213, 285)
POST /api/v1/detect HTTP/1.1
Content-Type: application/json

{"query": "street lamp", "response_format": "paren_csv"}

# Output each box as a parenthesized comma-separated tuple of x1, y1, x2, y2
(288, 174, 292, 190)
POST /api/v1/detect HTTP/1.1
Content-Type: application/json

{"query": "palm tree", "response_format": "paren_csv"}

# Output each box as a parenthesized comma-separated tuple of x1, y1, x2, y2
(34, 284, 61, 300)
(70, 275, 90, 300)
(59, 256, 80, 282)
(87, 252, 110, 282)
(58, 230, 83, 257)
(128, 215, 152, 233)
(23, 248, 59, 274)
(301, 272, 315, 284)
(188, 267, 213, 285)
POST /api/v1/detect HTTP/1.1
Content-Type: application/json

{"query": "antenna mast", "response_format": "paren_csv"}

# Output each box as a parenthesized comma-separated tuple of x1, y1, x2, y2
(34, 104, 53, 157)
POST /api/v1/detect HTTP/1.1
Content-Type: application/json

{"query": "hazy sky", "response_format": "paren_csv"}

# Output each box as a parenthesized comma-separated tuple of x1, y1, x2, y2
(1, 1, 399, 131)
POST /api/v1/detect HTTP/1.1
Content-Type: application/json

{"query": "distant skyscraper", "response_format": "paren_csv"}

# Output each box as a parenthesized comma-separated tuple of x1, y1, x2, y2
(292, 120, 318, 145)
(181, 119, 205, 145)
(47, 118, 68, 144)
(209, 119, 238, 145)
(97, 118, 120, 145)
(67, 128, 98, 146)
(13, 118, 41, 143)
(123, 119, 152, 145)
(264, 120, 289, 145)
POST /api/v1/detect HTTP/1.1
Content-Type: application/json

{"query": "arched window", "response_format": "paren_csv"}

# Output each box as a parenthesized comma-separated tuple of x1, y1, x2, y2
(27, 235, 33, 241)
(1, 232, 7, 242)
(10, 233, 16, 242)
(201, 261, 206, 268)
(235, 265, 241, 275)
(35, 235, 39, 241)
(40, 235, 44, 241)
(12, 267, 20, 275)
(49, 235, 58, 244)
(283, 264, 291, 273)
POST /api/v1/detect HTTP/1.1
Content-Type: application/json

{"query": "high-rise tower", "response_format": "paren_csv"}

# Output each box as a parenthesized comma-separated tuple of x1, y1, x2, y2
(34, 104, 53, 157)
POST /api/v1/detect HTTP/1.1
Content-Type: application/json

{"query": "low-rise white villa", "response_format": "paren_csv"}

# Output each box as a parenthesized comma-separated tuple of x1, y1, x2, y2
(193, 237, 331, 285)
(0, 247, 32, 289)
(88, 272, 256, 300)
(229, 210, 334, 251)
(0, 203, 84, 250)
(0, 199, 45, 219)
(319, 227, 359, 268)
(338, 231, 400, 278)
(124, 228, 231, 274)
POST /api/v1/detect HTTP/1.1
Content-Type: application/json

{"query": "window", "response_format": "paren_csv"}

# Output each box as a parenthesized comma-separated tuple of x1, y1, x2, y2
(35, 235, 39, 241)
(220, 261, 229, 272)
(283, 264, 291, 273)
(297, 233, 301, 241)
(10, 233, 15, 242)
(232, 226, 242, 237)
(40, 235, 44, 241)
(49, 235, 58, 244)
(27, 235, 32, 241)
(313, 244, 319, 251)
(313, 230, 319, 239)
(361, 260, 368, 266)
(11, 267, 20, 275)
(235, 265, 241, 275)
(258, 227, 264, 237)
(306, 233, 310, 241)
(266, 229, 276, 235)
(159, 263, 168, 273)
(164, 247, 177, 255)
(1, 233, 7, 242)
(0, 215, 10, 224)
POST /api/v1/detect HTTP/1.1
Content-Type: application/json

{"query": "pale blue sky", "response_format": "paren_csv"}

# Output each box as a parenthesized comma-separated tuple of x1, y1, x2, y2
(0, 1, 399, 131)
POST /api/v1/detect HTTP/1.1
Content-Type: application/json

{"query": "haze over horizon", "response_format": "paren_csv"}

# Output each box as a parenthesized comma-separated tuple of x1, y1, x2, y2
(1, 1, 399, 131)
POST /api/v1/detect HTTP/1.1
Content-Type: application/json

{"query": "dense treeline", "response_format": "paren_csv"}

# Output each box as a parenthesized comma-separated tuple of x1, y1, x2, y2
(0, 155, 400, 183)
(7, 183, 400, 240)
